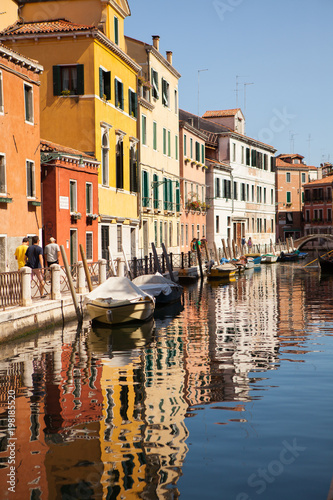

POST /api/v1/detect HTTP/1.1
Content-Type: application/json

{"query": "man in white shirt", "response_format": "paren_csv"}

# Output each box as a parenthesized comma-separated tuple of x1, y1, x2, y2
(44, 237, 61, 267)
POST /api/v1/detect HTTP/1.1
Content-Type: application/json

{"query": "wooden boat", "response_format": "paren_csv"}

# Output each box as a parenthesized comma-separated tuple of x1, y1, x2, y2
(207, 262, 237, 280)
(261, 254, 278, 263)
(277, 250, 307, 262)
(84, 277, 155, 325)
(318, 254, 333, 274)
(132, 272, 183, 306)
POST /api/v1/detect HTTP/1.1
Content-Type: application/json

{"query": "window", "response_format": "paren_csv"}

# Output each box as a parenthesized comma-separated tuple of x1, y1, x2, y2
(53, 64, 84, 95)
(176, 186, 180, 212)
(286, 191, 291, 203)
(190, 138, 193, 158)
(201, 144, 205, 163)
(185, 224, 188, 246)
(301, 172, 306, 183)
(306, 210, 310, 223)
(168, 130, 171, 157)
(86, 183, 93, 214)
(160, 221, 163, 247)
(233, 182, 237, 200)
(116, 139, 124, 189)
(117, 225, 122, 252)
(232, 143, 236, 162)
(154, 220, 158, 247)
(161, 78, 169, 107)
(264, 187, 266, 204)
(241, 146, 244, 164)
(99, 68, 111, 100)
(101, 131, 109, 186)
(252, 185, 254, 201)
(153, 122, 157, 150)
(264, 154, 268, 170)
(129, 89, 137, 118)
(0, 155, 6, 194)
(24, 83, 33, 123)
(0, 71, 3, 114)
(114, 16, 119, 45)
(69, 180, 77, 212)
(130, 145, 138, 192)
(241, 183, 246, 201)
(153, 173, 159, 209)
(142, 115, 147, 145)
(328, 208, 332, 222)
(115, 78, 124, 109)
(174, 89, 178, 113)
(271, 219, 274, 233)
(271, 188, 274, 205)
(86, 232, 93, 260)
(151, 69, 159, 99)
(26, 161, 35, 198)
(175, 135, 178, 160)
(163, 128, 167, 155)
(216, 215, 219, 233)
(216, 178, 220, 198)
(286, 212, 293, 224)
(195, 141, 200, 162)
(286, 172, 291, 182)
(184, 134, 187, 156)
(181, 224, 184, 246)
(142, 170, 149, 207)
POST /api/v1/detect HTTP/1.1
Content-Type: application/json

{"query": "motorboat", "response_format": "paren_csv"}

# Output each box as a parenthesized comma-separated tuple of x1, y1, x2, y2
(261, 254, 278, 263)
(132, 272, 183, 306)
(207, 262, 237, 280)
(277, 250, 308, 262)
(84, 277, 155, 325)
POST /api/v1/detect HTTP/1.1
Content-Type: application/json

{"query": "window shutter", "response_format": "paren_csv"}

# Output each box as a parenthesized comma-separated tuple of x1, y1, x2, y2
(128, 89, 132, 116)
(76, 64, 84, 95)
(120, 82, 124, 110)
(134, 92, 137, 118)
(99, 68, 104, 98)
(105, 71, 111, 100)
(176, 187, 180, 212)
(115, 79, 118, 107)
(53, 65, 61, 96)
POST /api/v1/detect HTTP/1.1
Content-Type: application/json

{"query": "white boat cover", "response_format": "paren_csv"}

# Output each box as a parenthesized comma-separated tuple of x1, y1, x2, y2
(132, 272, 174, 296)
(84, 277, 152, 304)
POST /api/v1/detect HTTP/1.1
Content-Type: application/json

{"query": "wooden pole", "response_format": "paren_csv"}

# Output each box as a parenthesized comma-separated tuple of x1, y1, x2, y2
(213, 242, 219, 264)
(79, 244, 92, 292)
(108, 246, 116, 276)
(161, 243, 175, 282)
(222, 239, 228, 260)
(286, 238, 290, 253)
(151, 242, 163, 274)
(122, 246, 131, 279)
(232, 239, 237, 259)
(60, 245, 82, 322)
(203, 239, 209, 261)
(195, 240, 203, 279)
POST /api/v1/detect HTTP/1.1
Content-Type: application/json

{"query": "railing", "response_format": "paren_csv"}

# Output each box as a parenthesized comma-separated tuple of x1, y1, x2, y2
(0, 271, 21, 309)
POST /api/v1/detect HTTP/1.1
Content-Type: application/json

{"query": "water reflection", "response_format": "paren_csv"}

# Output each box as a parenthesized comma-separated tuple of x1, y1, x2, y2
(0, 262, 332, 499)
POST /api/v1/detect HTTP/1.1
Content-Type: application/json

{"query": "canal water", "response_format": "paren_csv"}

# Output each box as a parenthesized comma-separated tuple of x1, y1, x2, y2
(0, 259, 332, 500)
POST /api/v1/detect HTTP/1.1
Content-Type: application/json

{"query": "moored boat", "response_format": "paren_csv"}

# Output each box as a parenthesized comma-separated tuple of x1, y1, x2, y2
(132, 272, 183, 306)
(261, 254, 278, 263)
(84, 277, 155, 325)
(318, 254, 333, 274)
(207, 262, 237, 280)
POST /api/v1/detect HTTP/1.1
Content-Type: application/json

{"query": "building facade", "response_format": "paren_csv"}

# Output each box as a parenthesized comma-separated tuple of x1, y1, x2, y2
(0, 43, 43, 271)
(303, 175, 333, 236)
(0, 0, 141, 261)
(41, 140, 99, 265)
(126, 35, 181, 257)
(275, 153, 318, 241)
(179, 119, 207, 252)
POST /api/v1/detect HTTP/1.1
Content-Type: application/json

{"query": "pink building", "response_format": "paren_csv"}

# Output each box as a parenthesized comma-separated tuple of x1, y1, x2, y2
(179, 114, 208, 252)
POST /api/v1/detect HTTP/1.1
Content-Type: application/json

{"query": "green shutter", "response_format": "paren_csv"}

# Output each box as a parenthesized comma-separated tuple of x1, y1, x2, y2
(163, 177, 167, 210)
(115, 79, 118, 107)
(168, 130, 171, 156)
(153, 122, 157, 150)
(128, 89, 132, 116)
(163, 128, 166, 155)
(201, 144, 204, 163)
(76, 64, 84, 95)
(99, 68, 104, 98)
(176, 188, 180, 212)
(53, 65, 61, 96)
(105, 71, 111, 100)
(114, 16, 119, 45)
(134, 92, 137, 118)
(120, 82, 124, 110)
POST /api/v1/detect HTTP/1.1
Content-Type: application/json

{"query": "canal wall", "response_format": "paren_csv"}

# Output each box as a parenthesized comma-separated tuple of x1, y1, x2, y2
(0, 295, 87, 343)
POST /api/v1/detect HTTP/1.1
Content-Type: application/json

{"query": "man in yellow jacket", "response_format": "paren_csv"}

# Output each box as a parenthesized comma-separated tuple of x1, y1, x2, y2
(14, 237, 29, 269)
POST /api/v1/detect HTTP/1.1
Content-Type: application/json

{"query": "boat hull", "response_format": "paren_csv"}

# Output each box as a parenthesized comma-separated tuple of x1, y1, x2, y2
(318, 255, 333, 274)
(86, 297, 155, 325)
(261, 254, 278, 263)
(207, 264, 237, 280)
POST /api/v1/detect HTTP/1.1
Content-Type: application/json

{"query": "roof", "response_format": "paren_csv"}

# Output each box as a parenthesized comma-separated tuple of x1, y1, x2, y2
(0, 41, 43, 72)
(277, 153, 304, 160)
(303, 175, 333, 187)
(202, 109, 242, 118)
(276, 158, 310, 169)
(1, 19, 94, 36)
(40, 139, 97, 161)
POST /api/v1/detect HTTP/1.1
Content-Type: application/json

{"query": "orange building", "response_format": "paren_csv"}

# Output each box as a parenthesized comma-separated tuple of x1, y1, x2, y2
(41, 140, 99, 265)
(179, 115, 208, 252)
(303, 175, 333, 236)
(0, 43, 43, 271)
(275, 153, 318, 241)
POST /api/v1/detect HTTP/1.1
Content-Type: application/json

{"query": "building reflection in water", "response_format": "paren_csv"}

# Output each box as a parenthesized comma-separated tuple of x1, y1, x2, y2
(0, 265, 332, 497)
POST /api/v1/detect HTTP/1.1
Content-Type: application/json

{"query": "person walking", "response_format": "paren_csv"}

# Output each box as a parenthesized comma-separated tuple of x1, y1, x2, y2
(14, 237, 29, 269)
(247, 237, 253, 252)
(44, 237, 60, 267)
(25, 235, 46, 297)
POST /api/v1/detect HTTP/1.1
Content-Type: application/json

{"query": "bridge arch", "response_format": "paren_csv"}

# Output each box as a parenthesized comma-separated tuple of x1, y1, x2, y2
(294, 234, 333, 250)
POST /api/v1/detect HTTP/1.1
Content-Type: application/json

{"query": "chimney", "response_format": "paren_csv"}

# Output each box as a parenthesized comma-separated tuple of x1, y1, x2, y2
(166, 51, 173, 65)
(152, 35, 160, 51)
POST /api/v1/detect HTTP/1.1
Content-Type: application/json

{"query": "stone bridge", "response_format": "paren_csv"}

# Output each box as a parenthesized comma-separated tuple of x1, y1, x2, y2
(293, 234, 333, 250)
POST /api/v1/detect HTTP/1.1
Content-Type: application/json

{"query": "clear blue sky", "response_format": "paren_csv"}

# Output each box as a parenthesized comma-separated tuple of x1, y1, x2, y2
(126, 0, 333, 167)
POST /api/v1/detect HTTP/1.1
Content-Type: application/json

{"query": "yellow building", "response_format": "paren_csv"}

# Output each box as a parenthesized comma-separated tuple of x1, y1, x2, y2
(0, 0, 141, 260)
(0, 0, 18, 31)
(126, 35, 181, 257)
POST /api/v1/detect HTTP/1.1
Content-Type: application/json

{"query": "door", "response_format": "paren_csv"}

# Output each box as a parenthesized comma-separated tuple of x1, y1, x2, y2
(143, 220, 148, 257)
(130, 227, 136, 259)
(101, 225, 110, 261)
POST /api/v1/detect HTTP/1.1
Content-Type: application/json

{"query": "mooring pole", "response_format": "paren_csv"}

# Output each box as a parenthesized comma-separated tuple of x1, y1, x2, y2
(79, 244, 92, 292)
(60, 245, 82, 322)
